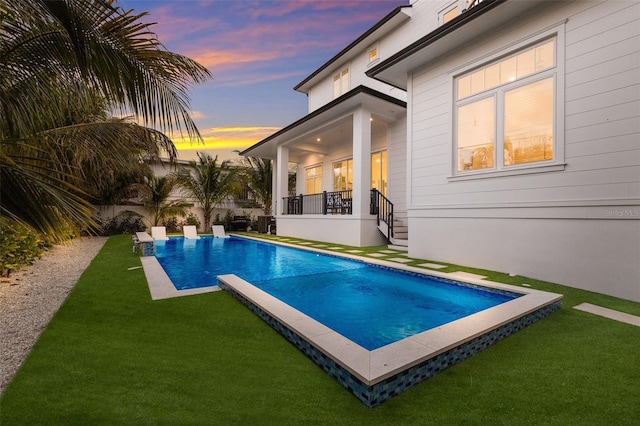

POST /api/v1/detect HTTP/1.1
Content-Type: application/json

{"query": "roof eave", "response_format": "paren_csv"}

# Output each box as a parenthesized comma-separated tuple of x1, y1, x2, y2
(241, 86, 406, 159)
(366, 0, 512, 89)
(294, 5, 413, 94)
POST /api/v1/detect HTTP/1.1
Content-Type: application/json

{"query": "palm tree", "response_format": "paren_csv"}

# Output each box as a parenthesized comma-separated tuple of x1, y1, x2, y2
(137, 176, 190, 227)
(175, 153, 238, 232)
(240, 157, 273, 215)
(0, 0, 211, 241)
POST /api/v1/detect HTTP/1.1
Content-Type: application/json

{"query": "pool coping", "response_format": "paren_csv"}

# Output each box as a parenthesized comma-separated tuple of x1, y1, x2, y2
(218, 274, 561, 386)
(140, 256, 221, 300)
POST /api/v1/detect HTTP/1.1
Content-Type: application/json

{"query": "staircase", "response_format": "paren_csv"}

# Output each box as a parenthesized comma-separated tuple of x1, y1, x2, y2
(371, 189, 408, 250)
(377, 214, 408, 249)
(389, 214, 408, 249)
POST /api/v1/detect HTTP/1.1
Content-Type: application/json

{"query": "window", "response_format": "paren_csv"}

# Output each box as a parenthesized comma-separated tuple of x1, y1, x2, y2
(333, 67, 349, 98)
(305, 165, 322, 194)
(440, 1, 483, 25)
(442, 6, 458, 24)
(371, 150, 388, 196)
(333, 159, 353, 191)
(368, 44, 379, 64)
(454, 38, 556, 174)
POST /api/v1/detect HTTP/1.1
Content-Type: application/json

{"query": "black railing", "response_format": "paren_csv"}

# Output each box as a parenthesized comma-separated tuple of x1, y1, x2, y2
(282, 190, 353, 215)
(370, 189, 393, 242)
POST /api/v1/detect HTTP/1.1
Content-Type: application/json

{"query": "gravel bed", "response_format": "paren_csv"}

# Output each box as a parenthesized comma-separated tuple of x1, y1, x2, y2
(0, 237, 108, 395)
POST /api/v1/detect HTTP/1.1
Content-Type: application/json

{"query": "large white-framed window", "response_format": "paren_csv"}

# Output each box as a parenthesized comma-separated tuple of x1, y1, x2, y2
(305, 165, 322, 194)
(453, 36, 561, 176)
(333, 67, 349, 99)
(332, 159, 353, 191)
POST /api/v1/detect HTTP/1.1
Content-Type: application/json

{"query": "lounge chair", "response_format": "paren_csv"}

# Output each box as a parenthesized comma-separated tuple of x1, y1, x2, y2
(212, 225, 229, 238)
(151, 226, 169, 241)
(183, 225, 201, 239)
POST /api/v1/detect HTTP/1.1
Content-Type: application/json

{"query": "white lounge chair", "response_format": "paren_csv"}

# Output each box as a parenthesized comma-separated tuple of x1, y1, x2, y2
(212, 225, 229, 238)
(151, 226, 169, 241)
(183, 225, 201, 239)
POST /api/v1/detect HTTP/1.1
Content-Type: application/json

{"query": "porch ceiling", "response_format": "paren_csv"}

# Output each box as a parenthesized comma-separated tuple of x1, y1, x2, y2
(241, 86, 406, 160)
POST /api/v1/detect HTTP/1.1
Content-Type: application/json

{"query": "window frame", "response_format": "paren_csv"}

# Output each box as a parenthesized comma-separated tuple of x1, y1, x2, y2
(333, 66, 350, 99)
(332, 158, 353, 191)
(449, 28, 565, 181)
(305, 164, 323, 194)
(371, 150, 388, 196)
(368, 43, 379, 65)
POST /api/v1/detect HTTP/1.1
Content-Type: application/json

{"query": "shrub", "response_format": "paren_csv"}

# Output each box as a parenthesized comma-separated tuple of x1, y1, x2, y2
(181, 213, 201, 230)
(162, 217, 180, 233)
(222, 210, 235, 229)
(242, 210, 258, 231)
(0, 221, 46, 277)
(98, 211, 146, 236)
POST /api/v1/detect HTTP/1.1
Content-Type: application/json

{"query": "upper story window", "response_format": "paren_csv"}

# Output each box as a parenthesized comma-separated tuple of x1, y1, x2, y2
(333, 67, 349, 99)
(368, 44, 379, 64)
(454, 37, 558, 174)
(441, 5, 459, 24)
(440, 0, 481, 25)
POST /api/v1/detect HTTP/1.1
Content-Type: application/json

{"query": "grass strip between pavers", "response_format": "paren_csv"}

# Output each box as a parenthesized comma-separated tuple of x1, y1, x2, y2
(1, 235, 638, 425)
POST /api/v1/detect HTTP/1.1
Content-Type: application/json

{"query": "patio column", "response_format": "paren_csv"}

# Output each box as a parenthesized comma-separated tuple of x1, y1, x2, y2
(275, 145, 289, 215)
(352, 108, 371, 216)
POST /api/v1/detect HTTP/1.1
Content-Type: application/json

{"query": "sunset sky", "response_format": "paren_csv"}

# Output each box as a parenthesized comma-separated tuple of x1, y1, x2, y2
(120, 0, 406, 162)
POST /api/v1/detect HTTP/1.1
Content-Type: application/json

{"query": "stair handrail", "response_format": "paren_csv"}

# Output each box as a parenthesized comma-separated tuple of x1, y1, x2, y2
(370, 189, 394, 242)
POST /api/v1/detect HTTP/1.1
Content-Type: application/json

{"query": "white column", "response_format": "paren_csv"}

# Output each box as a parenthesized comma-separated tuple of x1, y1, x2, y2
(352, 108, 371, 216)
(275, 145, 289, 216)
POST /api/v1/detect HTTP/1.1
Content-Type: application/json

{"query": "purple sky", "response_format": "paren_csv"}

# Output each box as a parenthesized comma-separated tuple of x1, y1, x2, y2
(120, 0, 407, 161)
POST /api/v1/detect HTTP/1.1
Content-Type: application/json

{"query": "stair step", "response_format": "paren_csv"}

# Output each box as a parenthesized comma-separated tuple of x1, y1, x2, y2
(389, 238, 408, 248)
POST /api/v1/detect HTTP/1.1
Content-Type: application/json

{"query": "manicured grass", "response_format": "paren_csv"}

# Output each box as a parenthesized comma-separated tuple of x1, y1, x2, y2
(1, 235, 639, 425)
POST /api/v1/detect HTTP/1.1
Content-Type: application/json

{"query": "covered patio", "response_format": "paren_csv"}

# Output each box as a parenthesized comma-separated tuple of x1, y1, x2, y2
(242, 86, 405, 247)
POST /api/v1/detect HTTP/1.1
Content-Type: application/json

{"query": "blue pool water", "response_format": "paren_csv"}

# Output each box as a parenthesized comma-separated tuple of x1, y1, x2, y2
(154, 236, 519, 350)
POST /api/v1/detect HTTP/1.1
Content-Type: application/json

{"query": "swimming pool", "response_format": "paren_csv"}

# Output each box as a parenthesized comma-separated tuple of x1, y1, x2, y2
(146, 235, 562, 406)
(154, 236, 519, 350)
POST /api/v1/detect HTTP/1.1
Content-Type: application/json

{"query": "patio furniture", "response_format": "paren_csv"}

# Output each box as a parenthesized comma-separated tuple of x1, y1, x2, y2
(212, 225, 229, 238)
(151, 226, 169, 240)
(183, 225, 201, 239)
(230, 215, 250, 231)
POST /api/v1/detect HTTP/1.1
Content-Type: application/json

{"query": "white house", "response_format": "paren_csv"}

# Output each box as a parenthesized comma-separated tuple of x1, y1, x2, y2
(241, 0, 640, 303)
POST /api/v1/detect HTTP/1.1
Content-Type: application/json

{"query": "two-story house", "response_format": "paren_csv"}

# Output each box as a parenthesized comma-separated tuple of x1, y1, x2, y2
(242, 0, 640, 303)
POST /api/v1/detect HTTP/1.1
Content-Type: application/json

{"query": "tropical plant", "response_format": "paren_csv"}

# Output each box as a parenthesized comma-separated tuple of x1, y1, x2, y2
(239, 157, 273, 215)
(136, 176, 191, 227)
(0, 0, 211, 241)
(175, 153, 238, 232)
(0, 219, 47, 277)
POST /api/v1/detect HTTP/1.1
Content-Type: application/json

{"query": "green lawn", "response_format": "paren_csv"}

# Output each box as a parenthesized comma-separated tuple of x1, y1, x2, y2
(1, 235, 639, 425)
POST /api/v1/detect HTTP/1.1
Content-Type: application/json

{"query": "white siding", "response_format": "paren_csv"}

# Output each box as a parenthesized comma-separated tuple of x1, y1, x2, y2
(409, 0, 640, 210)
(407, 0, 640, 301)
(387, 116, 407, 213)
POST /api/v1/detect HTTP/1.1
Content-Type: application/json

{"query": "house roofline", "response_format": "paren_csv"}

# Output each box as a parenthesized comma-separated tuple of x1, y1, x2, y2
(293, 5, 412, 94)
(366, 0, 506, 88)
(240, 85, 406, 156)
